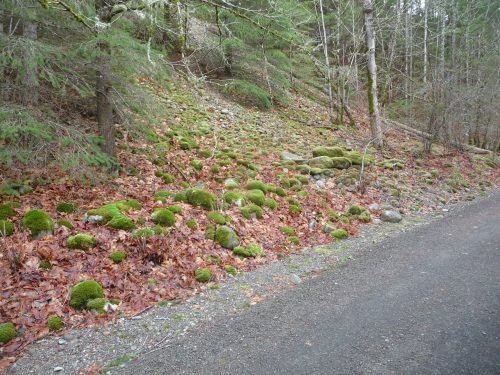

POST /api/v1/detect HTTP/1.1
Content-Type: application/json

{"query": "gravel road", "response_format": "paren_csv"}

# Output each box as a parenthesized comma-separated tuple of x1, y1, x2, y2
(114, 191, 500, 375)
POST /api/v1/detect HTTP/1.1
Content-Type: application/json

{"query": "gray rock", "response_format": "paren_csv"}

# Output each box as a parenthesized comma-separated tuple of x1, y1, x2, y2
(54, 367, 64, 372)
(368, 203, 380, 211)
(380, 210, 402, 223)
(215, 226, 239, 250)
(224, 179, 239, 189)
(290, 274, 302, 284)
(322, 223, 335, 234)
(315, 180, 325, 190)
(309, 156, 333, 169)
(373, 218, 383, 225)
(280, 152, 307, 164)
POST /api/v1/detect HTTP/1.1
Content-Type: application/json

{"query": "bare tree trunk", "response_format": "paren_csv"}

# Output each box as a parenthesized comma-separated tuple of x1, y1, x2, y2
(96, 39, 115, 158)
(22, 16, 39, 106)
(318, 0, 335, 125)
(423, 0, 428, 83)
(363, 0, 383, 147)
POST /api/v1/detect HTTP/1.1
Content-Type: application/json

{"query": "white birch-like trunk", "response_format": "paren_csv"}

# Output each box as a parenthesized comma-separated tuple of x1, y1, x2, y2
(318, 0, 335, 124)
(423, 0, 428, 83)
(363, 0, 383, 147)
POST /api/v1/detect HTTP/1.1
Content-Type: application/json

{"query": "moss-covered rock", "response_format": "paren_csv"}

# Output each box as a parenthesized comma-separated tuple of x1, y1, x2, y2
(347, 204, 365, 215)
(183, 188, 217, 210)
(195, 268, 211, 282)
(246, 180, 267, 193)
(186, 219, 197, 229)
(66, 234, 97, 250)
(207, 211, 226, 225)
(56, 202, 78, 213)
(190, 160, 203, 171)
(309, 156, 333, 169)
(86, 298, 109, 314)
(225, 265, 237, 276)
(69, 280, 104, 310)
(0, 322, 16, 344)
(162, 174, 175, 184)
(0, 204, 15, 220)
(132, 228, 155, 239)
(205, 225, 215, 240)
(20, 210, 54, 239)
(331, 229, 348, 240)
(289, 205, 301, 214)
(108, 215, 135, 230)
(288, 236, 300, 245)
(275, 187, 287, 197)
(224, 179, 239, 189)
(153, 225, 168, 235)
(330, 157, 352, 169)
(359, 211, 371, 223)
(47, 315, 63, 331)
(312, 146, 345, 158)
(346, 151, 373, 166)
(215, 226, 239, 249)
(233, 243, 264, 257)
(152, 208, 175, 227)
(264, 199, 278, 209)
(110, 251, 126, 263)
(57, 219, 74, 230)
(224, 192, 246, 207)
(246, 189, 265, 206)
(327, 209, 339, 222)
(86, 204, 121, 224)
(281, 225, 295, 236)
(0, 220, 14, 236)
(241, 204, 263, 219)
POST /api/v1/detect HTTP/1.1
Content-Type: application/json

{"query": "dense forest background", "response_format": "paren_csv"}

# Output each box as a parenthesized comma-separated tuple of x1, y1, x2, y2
(1, 0, 498, 177)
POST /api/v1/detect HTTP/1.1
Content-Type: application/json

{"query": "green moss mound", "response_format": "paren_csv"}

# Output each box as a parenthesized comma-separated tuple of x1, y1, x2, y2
(116, 199, 142, 211)
(186, 219, 197, 229)
(246, 180, 267, 193)
(312, 146, 345, 158)
(154, 190, 175, 203)
(108, 215, 135, 230)
(215, 226, 239, 249)
(246, 189, 265, 206)
(289, 205, 301, 214)
(275, 187, 287, 197)
(224, 192, 247, 207)
(359, 211, 371, 223)
(281, 225, 295, 236)
(347, 205, 365, 215)
(167, 205, 182, 214)
(152, 208, 175, 227)
(190, 160, 203, 171)
(331, 229, 348, 240)
(205, 225, 215, 240)
(153, 225, 168, 235)
(207, 211, 226, 225)
(57, 219, 74, 230)
(86, 298, 109, 314)
(69, 280, 104, 310)
(47, 315, 63, 331)
(56, 202, 78, 213)
(195, 268, 211, 282)
(345, 151, 374, 166)
(0, 220, 14, 236)
(0, 204, 15, 220)
(0, 322, 16, 344)
(264, 199, 279, 209)
(176, 188, 216, 210)
(241, 204, 263, 219)
(233, 244, 264, 258)
(20, 210, 54, 239)
(225, 265, 237, 276)
(66, 234, 97, 250)
(288, 236, 300, 245)
(110, 251, 126, 263)
(86, 204, 121, 224)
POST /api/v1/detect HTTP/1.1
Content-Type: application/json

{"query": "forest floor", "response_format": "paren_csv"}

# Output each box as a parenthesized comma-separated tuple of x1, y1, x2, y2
(0, 77, 498, 371)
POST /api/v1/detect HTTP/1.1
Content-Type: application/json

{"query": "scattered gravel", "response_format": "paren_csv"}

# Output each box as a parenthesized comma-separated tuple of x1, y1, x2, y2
(5, 192, 495, 375)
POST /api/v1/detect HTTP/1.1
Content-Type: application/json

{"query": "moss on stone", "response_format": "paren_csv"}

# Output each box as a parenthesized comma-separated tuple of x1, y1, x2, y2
(297, 190, 308, 199)
(331, 229, 348, 240)
(86, 298, 109, 314)
(207, 211, 226, 225)
(66, 234, 97, 250)
(39, 260, 52, 270)
(57, 219, 74, 230)
(190, 160, 203, 171)
(211, 165, 220, 174)
(195, 268, 211, 282)
(241, 204, 263, 219)
(246, 243, 264, 256)
(233, 246, 250, 257)
(330, 157, 352, 169)
(162, 174, 175, 184)
(152, 208, 175, 227)
(56, 202, 78, 213)
(296, 165, 311, 174)
(174, 191, 188, 203)
(153, 225, 168, 235)
(108, 215, 135, 230)
(359, 211, 371, 223)
(312, 146, 345, 158)
(236, 159, 257, 170)
(20, 209, 54, 239)
(309, 156, 334, 169)
(225, 265, 237, 276)
(224, 192, 246, 207)
(275, 187, 287, 197)
(86, 204, 121, 224)
(246, 189, 265, 206)
(0, 204, 14, 220)
(347, 205, 365, 215)
(327, 209, 339, 221)
(289, 205, 301, 214)
(110, 251, 126, 263)
(281, 225, 295, 236)
(47, 315, 63, 331)
(69, 280, 104, 310)
(215, 226, 239, 249)
(154, 170, 164, 177)
(0, 220, 14, 237)
(167, 205, 182, 214)
(0, 322, 16, 344)
(132, 228, 155, 239)
(288, 236, 300, 245)
(295, 175, 309, 185)
(184, 188, 217, 210)
(186, 219, 197, 229)
(264, 199, 278, 209)
(246, 180, 267, 193)
(154, 190, 174, 203)
(346, 151, 373, 166)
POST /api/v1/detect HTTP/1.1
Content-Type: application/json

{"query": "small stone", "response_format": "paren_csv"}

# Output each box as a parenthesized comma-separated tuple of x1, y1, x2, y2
(58, 339, 67, 345)
(368, 203, 380, 211)
(442, 209, 448, 212)
(54, 367, 64, 372)
(315, 180, 325, 190)
(290, 274, 302, 284)
(220, 108, 229, 114)
(373, 219, 383, 225)
(380, 210, 402, 223)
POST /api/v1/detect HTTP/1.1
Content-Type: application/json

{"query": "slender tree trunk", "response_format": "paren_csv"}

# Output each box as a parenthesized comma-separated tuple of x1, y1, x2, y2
(96, 39, 115, 158)
(318, 0, 335, 125)
(423, 0, 428, 83)
(363, 0, 383, 147)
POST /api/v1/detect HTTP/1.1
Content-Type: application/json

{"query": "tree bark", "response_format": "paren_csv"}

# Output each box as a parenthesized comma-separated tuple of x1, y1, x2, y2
(363, 0, 383, 147)
(96, 39, 115, 158)
(22, 16, 39, 106)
